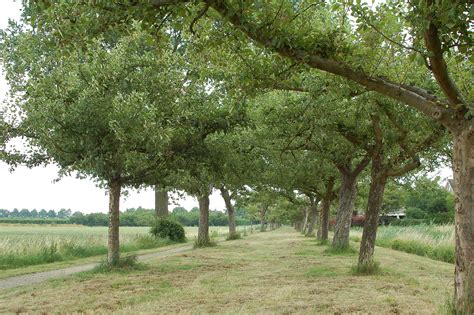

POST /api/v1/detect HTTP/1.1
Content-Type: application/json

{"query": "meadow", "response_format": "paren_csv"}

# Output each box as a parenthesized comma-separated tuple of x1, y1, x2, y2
(0, 224, 253, 270)
(0, 228, 454, 314)
(351, 224, 455, 263)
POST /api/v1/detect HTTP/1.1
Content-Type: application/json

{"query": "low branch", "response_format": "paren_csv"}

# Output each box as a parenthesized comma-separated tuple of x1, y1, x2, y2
(386, 157, 420, 177)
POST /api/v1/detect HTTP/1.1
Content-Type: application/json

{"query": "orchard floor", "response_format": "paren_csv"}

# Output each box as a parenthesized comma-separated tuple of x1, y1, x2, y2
(0, 228, 453, 314)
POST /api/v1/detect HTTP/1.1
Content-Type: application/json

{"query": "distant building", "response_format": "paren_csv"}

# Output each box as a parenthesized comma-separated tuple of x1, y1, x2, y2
(379, 209, 406, 225)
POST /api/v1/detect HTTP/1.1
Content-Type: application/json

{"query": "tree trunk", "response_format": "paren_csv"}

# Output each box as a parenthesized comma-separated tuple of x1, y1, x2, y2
(318, 177, 335, 241)
(306, 197, 319, 236)
(220, 187, 237, 238)
(154, 184, 169, 217)
(453, 127, 474, 313)
(358, 162, 387, 267)
(107, 179, 121, 265)
(260, 205, 267, 232)
(332, 174, 357, 250)
(197, 194, 210, 245)
(302, 207, 310, 234)
(317, 197, 330, 241)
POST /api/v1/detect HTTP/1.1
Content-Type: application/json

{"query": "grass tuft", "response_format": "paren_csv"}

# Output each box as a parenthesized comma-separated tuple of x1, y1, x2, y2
(441, 295, 456, 315)
(193, 238, 217, 249)
(351, 260, 382, 275)
(226, 233, 242, 241)
(93, 255, 146, 273)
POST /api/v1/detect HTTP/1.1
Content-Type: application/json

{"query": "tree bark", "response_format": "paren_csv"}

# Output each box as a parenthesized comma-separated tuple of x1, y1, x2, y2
(332, 173, 357, 250)
(260, 205, 267, 232)
(317, 197, 331, 241)
(302, 207, 310, 234)
(197, 194, 210, 245)
(453, 127, 474, 313)
(154, 184, 168, 217)
(358, 160, 387, 267)
(107, 179, 121, 265)
(305, 197, 319, 236)
(220, 187, 237, 238)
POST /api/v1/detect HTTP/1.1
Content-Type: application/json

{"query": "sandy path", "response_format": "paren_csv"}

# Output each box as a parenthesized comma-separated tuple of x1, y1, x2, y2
(0, 244, 193, 290)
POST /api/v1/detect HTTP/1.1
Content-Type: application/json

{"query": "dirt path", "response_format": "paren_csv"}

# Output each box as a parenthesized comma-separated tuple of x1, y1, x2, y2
(0, 244, 193, 290)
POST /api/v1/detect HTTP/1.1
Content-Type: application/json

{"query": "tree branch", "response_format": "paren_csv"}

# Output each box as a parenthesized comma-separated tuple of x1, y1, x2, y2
(424, 22, 466, 112)
(386, 157, 420, 177)
(205, 0, 457, 129)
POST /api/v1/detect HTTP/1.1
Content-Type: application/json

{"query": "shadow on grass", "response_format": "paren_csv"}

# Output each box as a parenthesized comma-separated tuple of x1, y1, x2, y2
(306, 266, 341, 278)
(323, 245, 357, 256)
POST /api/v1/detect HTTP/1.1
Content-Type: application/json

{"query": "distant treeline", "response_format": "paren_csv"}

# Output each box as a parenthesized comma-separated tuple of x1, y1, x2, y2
(0, 207, 252, 227)
(0, 208, 72, 218)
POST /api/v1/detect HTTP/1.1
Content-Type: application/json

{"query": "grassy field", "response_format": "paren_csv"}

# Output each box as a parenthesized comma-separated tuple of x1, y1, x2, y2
(0, 224, 252, 271)
(0, 228, 454, 314)
(351, 224, 455, 263)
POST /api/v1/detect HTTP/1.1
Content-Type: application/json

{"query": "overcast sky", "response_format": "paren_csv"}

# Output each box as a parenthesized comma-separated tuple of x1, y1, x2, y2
(0, 1, 452, 214)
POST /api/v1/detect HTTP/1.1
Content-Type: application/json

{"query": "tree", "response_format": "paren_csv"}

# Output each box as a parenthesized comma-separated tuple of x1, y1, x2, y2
(1, 24, 217, 264)
(57, 208, 72, 218)
(19, 209, 30, 218)
(30, 209, 38, 218)
(38, 209, 47, 218)
(249, 89, 370, 250)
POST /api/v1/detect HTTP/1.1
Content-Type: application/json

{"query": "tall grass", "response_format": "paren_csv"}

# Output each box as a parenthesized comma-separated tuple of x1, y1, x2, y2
(0, 225, 251, 270)
(350, 224, 454, 263)
(0, 233, 172, 270)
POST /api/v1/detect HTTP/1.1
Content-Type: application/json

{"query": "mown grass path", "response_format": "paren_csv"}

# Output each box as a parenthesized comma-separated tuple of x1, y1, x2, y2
(0, 243, 193, 290)
(0, 228, 453, 313)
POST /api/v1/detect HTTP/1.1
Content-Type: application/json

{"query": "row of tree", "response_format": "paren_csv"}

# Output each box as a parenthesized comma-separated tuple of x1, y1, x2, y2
(0, 1, 471, 312)
(0, 208, 72, 218)
(68, 207, 253, 227)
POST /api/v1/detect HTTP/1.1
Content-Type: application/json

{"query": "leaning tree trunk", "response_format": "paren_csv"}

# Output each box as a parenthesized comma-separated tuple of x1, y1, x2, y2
(453, 127, 474, 313)
(317, 197, 331, 241)
(220, 187, 237, 238)
(107, 179, 122, 265)
(197, 194, 210, 245)
(332, 174, 357, 250)
(305, 197, 319, 237)
(154, 184, 169, 217)
(358, 162, 387, 267)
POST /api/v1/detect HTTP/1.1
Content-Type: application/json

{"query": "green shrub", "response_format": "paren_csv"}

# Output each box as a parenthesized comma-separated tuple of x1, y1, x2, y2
(150, 218, 186, 242)
(405, 207, 427, 219)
